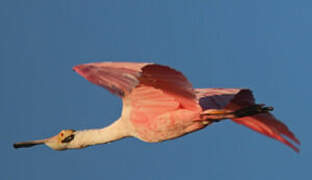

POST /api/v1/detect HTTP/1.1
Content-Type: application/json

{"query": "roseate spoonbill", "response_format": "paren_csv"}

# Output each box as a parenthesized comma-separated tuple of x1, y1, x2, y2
(13, 62, 300, 152)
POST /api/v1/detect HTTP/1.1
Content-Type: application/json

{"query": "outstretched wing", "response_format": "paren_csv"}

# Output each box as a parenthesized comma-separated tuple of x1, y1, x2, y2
(73, 62, 149, 97)
(196, 88, 300, 152)
(73, 62, 199, 111)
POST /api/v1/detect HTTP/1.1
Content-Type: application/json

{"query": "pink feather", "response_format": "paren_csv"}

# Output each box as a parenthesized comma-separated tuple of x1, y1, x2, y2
(73, 62, 300, 152)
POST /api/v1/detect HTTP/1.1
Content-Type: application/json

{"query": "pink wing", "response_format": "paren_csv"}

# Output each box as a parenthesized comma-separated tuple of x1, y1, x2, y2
(73, 62, 149, 97)
(73, 62, 199, 111)
(196, 88, 300, 152)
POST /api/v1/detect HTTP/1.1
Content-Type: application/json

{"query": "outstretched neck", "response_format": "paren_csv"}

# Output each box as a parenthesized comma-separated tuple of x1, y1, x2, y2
(73, 118, 130, 148)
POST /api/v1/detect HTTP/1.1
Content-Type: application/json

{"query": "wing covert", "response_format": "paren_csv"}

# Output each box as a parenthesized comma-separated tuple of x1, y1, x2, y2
(73, 62, 198, 110)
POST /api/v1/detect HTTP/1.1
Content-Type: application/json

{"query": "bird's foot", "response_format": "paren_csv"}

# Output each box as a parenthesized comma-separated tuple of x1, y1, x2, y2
(234, 104, 273, 117)
(199, 104, 273, 123)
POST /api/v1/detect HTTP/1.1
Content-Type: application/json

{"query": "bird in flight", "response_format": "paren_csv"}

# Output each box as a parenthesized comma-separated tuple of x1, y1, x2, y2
(13, 62, 300, 152)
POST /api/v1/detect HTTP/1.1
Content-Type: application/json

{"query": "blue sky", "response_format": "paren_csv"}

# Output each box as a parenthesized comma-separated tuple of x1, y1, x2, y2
(1, 0, 310, 179)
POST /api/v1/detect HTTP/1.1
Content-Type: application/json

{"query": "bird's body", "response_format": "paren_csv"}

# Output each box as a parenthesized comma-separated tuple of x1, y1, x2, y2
(14, 62, 300, 152)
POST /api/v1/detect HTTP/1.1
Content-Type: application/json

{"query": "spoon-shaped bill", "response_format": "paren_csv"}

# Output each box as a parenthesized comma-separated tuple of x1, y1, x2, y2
(13, 138, 48, 149)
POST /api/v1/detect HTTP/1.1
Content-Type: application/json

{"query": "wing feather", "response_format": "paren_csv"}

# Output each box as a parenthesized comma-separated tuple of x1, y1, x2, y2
(73, 62, 199, 110)
(73, 62, 149, 96)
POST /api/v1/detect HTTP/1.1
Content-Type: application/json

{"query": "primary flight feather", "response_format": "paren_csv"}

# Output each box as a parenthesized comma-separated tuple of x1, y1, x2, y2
(13, 62, 300, 152)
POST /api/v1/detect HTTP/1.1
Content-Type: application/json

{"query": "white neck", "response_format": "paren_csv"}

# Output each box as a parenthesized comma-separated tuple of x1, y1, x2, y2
(73, 118, 130, 148)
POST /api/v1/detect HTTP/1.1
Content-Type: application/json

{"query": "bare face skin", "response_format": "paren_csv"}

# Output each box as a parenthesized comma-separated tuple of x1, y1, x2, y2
(13, 129, 76, 150)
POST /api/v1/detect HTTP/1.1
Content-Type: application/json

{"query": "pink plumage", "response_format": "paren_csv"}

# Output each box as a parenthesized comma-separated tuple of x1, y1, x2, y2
(73, 62, 300, 152)
(73, 62, 149, 96)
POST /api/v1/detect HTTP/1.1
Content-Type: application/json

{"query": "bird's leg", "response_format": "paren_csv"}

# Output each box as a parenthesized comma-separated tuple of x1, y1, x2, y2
(199, 104, 274, 124)
(199, 109, 235, 123)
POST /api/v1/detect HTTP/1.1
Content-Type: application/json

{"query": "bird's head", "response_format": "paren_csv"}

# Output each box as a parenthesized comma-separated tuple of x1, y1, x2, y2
(13, 129, 77, 151)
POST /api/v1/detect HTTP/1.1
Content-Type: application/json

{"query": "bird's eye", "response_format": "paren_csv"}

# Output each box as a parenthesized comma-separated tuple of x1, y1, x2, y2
(61, 134, 75, 143)
(60, 133, 64, 137)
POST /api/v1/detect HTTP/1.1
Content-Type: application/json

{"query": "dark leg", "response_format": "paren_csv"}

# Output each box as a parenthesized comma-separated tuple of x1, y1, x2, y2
(199, 104, 274, 123)
(234, 104, 273, 117)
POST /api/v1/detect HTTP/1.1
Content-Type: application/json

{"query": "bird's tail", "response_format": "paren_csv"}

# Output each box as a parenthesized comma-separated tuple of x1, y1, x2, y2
(227, 90, 300, 152)
(230, 111, 300, 152)
(197, 89, 300, 152)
